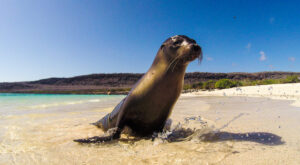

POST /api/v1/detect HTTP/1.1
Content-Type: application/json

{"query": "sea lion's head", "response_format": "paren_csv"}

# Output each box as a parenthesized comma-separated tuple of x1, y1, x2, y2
(160, 35, 203, 66)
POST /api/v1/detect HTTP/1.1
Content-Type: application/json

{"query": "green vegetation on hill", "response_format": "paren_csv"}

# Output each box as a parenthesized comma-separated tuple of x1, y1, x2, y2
(184, 75, 300, 91)
(215, 79, 241, 89)
(283, 75, 300, 83)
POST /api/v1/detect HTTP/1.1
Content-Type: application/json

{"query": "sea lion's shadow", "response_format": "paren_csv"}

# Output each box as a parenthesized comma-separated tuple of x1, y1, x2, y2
(166, 128, 285, 146)
(201, 131, 284, 146)
(90, 129, 285, 146)
(169, 114, 285, 146)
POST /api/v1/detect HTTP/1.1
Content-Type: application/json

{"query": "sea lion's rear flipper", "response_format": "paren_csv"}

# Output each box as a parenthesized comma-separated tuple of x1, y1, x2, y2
(74, 128, 122, 143)
(91, 98, 126, 131)
(73, 136, 114, 143)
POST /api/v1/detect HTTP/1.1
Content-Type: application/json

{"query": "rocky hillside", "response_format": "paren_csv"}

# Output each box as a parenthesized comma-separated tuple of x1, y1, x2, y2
(1, 72, 299, 94)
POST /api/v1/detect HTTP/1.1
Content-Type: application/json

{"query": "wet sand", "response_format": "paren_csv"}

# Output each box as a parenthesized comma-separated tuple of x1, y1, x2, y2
(1, 93, 300, 164)
(0, 96, 300, 164)
(181, 96, 300, 165)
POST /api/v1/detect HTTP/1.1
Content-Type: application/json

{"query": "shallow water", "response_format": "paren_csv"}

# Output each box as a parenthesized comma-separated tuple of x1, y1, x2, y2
(0, 94, 299, 164)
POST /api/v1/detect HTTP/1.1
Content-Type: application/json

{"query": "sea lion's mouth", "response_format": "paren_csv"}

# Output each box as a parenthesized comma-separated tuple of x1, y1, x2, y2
(184, 44, 202, 62)
(192, 44, 201, 52)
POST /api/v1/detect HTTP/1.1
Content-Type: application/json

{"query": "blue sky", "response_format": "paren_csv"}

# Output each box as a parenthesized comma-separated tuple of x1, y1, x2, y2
(1, 0, 299, 82)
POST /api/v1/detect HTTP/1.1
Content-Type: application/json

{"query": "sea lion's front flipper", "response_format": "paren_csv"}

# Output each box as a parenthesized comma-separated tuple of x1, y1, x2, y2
(164, 119, 172, 131)
(91, 98, 126, 131)
(74, 128, 121, 143)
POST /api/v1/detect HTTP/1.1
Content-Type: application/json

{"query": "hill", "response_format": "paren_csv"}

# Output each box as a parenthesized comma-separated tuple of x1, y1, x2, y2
(1, 72, 299, 94)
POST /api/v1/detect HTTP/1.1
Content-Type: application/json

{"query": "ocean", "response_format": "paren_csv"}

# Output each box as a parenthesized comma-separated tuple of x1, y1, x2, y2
(0, 93, 126, 164)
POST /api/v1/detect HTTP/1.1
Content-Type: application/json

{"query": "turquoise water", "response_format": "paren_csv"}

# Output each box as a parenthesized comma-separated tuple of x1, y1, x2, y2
(0, 93, 125, 116)
(0, 93, 127, 164)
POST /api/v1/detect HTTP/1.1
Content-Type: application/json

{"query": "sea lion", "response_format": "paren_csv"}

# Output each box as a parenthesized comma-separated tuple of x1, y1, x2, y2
(74, 35, 202, 143)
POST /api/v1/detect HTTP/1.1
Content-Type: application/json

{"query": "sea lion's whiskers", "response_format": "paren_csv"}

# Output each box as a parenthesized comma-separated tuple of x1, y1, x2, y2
(171, 59, 181, 72)
(167, 56, 180, 72)
(197, 51, 203, 65)
(197, 56, 201, 65)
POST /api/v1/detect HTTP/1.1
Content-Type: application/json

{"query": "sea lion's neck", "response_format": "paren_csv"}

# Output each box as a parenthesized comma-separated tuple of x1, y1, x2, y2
(150, 51, 188, 76)
(131, 51, 187, 97)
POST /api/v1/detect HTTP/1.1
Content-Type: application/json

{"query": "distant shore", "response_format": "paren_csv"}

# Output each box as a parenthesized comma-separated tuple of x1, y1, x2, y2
(184, 83, 300, 107)
(1, 72, 299, 95)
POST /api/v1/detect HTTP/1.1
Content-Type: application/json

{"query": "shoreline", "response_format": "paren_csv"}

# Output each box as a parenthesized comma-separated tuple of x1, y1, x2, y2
(0, 91, 128, 95)
(1, 72, 299, 95)
(2, 83, 300, 104)
(183, 83, 300, 107)
(0, 92, 126, 95)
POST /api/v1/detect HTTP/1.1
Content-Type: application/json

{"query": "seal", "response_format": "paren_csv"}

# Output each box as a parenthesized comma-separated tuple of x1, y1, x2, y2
(74, 35, 202, 143)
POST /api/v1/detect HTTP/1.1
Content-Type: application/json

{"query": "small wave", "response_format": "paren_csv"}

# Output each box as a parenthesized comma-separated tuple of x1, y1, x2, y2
(26, 99, 103, 109)
(88, 99, 101, 103)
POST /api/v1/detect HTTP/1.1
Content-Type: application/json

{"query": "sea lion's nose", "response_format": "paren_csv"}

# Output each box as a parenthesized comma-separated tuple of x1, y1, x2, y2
(192, 44, 201, 52)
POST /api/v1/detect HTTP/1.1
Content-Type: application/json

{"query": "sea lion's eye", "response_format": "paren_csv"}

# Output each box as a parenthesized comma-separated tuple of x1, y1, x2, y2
(170, 45, 179, 50)
(173, 40, 183, 45)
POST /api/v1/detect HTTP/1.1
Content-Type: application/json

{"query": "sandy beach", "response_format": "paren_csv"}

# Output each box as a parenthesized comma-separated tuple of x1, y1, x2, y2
(184, 83, 300, 107)
(181, 83, 300, 164)
(1, 84, 300, 164)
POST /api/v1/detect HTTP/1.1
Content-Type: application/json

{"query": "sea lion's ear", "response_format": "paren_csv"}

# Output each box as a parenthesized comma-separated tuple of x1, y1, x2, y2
(160, 44, 165, 49)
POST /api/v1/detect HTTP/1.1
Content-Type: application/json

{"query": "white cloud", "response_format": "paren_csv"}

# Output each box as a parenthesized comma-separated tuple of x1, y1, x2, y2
(206, 57, 213, 61)
(268, 65, 275, 69)
(245, 43, 251, 50)
(259, 51, 266, 61)
(288, 57, 296, 62)
(270, 17, 275, 24)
